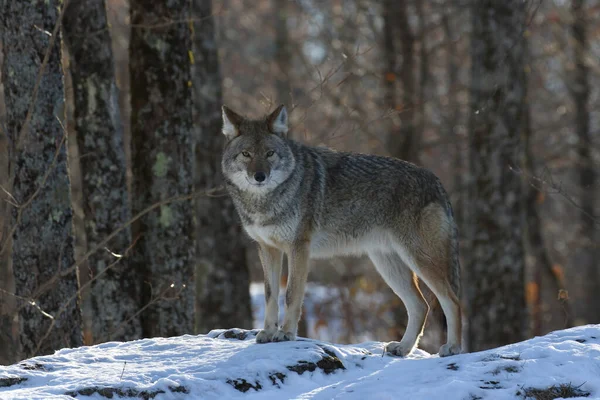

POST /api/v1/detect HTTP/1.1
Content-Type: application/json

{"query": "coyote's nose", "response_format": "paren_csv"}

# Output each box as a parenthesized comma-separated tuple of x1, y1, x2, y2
(254, 171, 267, 183)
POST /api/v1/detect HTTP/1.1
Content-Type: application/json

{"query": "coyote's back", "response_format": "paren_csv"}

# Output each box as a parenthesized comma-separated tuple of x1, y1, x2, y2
(221, 104, 462, 358)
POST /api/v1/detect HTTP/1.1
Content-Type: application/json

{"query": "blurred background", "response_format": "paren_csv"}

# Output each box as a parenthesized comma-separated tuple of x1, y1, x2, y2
(0, 0, 598, 364)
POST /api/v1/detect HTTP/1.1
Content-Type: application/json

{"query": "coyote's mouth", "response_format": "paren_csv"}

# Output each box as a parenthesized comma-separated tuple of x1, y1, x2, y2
(245, 177, 269, 187)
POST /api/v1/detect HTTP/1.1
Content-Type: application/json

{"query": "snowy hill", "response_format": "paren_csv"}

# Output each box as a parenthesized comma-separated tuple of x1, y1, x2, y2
(1, 326, 599, 400)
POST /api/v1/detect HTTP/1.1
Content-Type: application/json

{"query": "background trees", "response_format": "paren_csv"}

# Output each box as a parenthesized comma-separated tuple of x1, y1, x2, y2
(0, 0, 598, 363)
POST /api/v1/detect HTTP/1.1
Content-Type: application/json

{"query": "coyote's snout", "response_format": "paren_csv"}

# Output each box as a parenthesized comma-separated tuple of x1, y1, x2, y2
(221, 104, 463, 358)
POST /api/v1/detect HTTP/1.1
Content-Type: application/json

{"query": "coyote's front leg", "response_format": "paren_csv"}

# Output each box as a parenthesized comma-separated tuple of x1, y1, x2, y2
(256, 244, 283, 343)
(273, 242, 310, 342)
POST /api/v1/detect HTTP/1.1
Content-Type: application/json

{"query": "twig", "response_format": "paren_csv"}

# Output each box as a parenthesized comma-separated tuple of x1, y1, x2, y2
(0, 288, 54, 320)
(119, 362, 127, 380)
(0, 184, 19, 207)
(32, 240, 134, 355)
(0, 133, 67, 256)
(97, 282, 187, 344)
(29, 186, 224, 314)
(3, 186, 222, 353)
(511, 165, 599, 224)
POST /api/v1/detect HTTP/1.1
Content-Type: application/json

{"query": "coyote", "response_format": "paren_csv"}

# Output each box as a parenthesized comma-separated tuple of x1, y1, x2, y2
(221, 104, 462, 357)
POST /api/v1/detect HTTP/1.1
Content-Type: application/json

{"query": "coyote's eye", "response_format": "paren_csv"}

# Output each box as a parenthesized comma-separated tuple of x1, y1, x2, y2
(241, 151, 251, 158)
(266, 150, 275, 158)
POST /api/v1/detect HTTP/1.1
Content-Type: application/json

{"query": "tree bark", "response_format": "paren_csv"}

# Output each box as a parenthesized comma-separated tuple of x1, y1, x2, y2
(415, 0, 427, 143)
(522, 81, 572, 335)
(1, 0, 82, 358)
(0, 41, 18, 365)
(382, 0, 396, 116)
(129, 0, 195, 337)
(384, 0, 418, 164)
(570, 0, 599, 325)
(442, 5, 462, 226)
(274, 0, 292, 109)
(62, 0, 141, 343)
(466, 0, 527, 351)
(192, 0, 252, 334)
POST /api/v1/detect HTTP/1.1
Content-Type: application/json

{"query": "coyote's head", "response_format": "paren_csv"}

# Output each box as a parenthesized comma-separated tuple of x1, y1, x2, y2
(221, 105, 296, 194)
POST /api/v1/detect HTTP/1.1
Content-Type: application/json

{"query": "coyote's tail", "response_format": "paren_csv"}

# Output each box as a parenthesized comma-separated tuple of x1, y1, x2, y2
(444, 198, 461, 299)
(449, 220, 461, 299)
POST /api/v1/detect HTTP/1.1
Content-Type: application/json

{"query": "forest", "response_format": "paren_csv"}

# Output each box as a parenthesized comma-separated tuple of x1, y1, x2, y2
(0, 0, 598, 367)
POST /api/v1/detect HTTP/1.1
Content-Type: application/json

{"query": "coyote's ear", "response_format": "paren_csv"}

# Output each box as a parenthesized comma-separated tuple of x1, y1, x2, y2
(267, 104, 288, 137)
(222, 105, 243, 141)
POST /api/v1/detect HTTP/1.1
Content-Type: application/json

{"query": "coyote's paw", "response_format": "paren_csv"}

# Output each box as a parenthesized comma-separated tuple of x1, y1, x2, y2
(384, 341, 414, 357)
(439, 343, 461, 357)
(256, 329, 276, 343)
(272, 330, 296, 342)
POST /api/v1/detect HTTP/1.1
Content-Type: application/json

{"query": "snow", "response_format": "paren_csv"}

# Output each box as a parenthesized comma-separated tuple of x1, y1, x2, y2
(250, 282, 394, 344)
(1, 325, 600, 399)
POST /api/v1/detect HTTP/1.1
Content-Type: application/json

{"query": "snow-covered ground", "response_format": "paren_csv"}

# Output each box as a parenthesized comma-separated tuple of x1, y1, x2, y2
(1, 325, 599, 399)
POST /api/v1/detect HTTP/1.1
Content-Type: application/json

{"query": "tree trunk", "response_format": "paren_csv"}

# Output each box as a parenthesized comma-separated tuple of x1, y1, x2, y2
(570, 0, 599, 325)
(384, 0, 418, 164)
(274, 0, 292, 109)
(382, 0, 397, 117)
(415, 0, 427, 142)
(62, 0, 141, 343)
(442, 5, 462, 226)
(1, 0, 82, 358)
(522, 36, 573, 334)
(192, 0, 252, 334)
(522, 84, 572, 336)
(0, 41, 18, 364)
(396, 0, 416, 164)
(129, 0, 195, 337)
(466, 0, 527, 351)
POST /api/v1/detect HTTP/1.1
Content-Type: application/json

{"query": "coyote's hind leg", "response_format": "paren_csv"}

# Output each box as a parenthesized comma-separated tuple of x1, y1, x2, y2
(369, 251, 430, 357)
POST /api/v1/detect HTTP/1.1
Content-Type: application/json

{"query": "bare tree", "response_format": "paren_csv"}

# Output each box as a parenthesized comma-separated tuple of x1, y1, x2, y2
(570, 0, 598, 325)
(466, 0, 527, 351)
(1, 0, 82, 358)
(62, 0, 141, 342)
(129, 0, 195, 337)
(192, 0, 252, 333)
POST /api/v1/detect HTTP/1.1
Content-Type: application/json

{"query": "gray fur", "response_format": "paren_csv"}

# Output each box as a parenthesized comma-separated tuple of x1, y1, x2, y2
(221, 105, 462, 357)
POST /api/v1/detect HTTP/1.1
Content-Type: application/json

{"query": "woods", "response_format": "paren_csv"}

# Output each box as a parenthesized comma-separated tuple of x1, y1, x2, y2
(0, 0, 598, 364)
